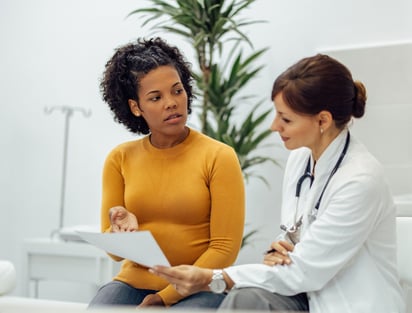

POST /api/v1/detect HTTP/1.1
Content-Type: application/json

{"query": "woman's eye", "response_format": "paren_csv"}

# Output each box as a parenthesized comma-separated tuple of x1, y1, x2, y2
(150, 96, 160, 102)
(175, 88, 184, 95)
(282, 118, 291, 123)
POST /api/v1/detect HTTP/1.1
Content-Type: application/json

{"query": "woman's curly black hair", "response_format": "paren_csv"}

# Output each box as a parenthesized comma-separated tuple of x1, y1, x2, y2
(100, 37, 194, 134)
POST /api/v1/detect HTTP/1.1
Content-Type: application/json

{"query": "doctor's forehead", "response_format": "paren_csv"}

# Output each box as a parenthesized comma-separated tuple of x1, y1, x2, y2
(273, 93, 293, 113)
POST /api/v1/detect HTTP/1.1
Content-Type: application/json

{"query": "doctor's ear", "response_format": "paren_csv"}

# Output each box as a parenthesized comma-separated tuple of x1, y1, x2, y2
(317, 111, 333, 131)
(128, 99, 142, 117)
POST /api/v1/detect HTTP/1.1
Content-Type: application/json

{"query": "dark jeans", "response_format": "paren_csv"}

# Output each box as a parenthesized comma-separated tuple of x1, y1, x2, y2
(88, 280, 225, 309)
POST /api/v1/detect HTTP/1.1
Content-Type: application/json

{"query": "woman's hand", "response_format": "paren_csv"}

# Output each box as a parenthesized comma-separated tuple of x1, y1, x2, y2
(263, 240, 294, 266)
(150, 265, 212, 297)
(137, 293, 164, 307)
(109, 206, 138, 232)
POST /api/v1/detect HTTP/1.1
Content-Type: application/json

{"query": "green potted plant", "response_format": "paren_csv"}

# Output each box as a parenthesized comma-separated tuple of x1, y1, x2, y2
(129, 0, 277, 246)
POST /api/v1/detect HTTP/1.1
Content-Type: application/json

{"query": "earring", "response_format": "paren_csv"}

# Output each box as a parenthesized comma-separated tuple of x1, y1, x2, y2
(320, 128, 324, 134)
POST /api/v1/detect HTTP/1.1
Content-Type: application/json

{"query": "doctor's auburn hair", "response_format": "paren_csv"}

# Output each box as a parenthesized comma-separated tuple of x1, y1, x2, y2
(100, 37, 194, 135)
(271, 54, 367, 129)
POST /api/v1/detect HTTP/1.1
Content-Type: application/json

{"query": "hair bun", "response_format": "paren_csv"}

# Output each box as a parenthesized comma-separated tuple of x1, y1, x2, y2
(353, 81, 366, 118)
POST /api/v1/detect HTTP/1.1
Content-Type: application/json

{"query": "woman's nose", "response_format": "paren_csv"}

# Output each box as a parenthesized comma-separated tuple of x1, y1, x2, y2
(165, 98, 177, 110)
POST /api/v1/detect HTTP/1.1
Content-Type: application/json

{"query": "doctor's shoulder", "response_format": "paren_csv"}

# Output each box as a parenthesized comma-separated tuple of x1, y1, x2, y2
(344, 137, 385, 179)
(335, 140, 389, 199)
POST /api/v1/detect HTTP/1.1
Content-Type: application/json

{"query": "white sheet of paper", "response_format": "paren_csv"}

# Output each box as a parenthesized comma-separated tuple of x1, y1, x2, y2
(77, 230, 170, 267)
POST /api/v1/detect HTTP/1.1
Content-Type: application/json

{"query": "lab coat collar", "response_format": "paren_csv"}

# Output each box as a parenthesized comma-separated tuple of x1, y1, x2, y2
(309, 128, 349, 178)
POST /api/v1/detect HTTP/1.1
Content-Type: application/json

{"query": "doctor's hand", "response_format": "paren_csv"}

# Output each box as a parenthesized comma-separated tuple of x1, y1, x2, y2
(149, 265, 215, 297)
(263, 240, 294, 266)
(109, 206, 138, 232)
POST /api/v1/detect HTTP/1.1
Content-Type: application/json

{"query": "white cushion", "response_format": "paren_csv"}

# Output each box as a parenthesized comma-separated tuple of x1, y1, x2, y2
(0, 296, 87, 311)
(0, 260, 16, 295)
(396, 216, 412, 286)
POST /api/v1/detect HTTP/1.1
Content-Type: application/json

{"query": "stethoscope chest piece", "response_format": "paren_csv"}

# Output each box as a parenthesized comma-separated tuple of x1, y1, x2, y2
(280, 216, 303, 245)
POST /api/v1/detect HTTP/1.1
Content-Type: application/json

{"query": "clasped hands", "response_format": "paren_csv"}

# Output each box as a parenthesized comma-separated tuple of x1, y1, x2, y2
(263, 239, 294, 266)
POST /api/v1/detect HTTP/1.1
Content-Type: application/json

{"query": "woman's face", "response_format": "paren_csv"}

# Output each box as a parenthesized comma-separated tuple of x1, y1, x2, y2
(271, 92, 320, 151)
(135, 65, 188, 140)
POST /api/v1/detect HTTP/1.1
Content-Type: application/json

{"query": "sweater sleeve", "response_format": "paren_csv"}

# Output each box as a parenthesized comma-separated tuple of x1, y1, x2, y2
(158, 145, 245, 305)
(195, 145, 245, 267)
(99, 147, 126, 261)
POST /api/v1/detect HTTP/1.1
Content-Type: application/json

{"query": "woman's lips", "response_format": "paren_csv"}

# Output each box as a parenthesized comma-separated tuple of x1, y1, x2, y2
(164, 113, 182, 121)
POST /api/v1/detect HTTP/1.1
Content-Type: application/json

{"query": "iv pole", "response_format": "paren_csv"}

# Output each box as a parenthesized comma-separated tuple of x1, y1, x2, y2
(45, 106, 91, 237)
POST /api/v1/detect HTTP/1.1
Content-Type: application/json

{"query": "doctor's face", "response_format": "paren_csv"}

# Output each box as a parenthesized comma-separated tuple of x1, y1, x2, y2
(271, 92, 319, 151)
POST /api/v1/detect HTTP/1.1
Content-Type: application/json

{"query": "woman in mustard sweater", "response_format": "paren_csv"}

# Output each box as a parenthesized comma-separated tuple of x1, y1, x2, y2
(88, 37, 245, 309)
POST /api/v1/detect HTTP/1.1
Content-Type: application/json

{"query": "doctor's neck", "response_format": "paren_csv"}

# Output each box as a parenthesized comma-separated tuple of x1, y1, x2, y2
(311, 127, 343, 162)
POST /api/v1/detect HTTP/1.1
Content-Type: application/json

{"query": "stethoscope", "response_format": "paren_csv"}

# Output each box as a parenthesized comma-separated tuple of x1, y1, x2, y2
(280, 131, 351, 243)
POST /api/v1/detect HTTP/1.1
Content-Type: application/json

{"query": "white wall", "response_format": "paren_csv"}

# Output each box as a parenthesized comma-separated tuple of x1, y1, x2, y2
(322, 42, 412, 196)
(1, 0, 411, 302)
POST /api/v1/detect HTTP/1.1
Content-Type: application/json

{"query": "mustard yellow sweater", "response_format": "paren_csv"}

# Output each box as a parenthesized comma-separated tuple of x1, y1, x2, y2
(101, 128, 245, 306)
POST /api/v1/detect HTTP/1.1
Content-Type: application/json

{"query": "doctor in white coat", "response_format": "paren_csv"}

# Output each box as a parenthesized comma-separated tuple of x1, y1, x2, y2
(150, 54, 405, 313)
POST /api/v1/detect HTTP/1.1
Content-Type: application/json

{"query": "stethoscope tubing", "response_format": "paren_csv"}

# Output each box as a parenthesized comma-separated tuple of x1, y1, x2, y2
(282, 131, 351, 238)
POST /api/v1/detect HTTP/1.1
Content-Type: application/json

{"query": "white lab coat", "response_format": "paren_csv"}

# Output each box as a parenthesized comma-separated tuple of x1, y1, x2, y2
(226, 129, 405, 313)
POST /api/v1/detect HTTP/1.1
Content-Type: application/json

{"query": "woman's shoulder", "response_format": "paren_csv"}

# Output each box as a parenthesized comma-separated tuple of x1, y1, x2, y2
(106, 137, 145, 158)
(186, 129, 239, 165)
(189, 128, 234, 150)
